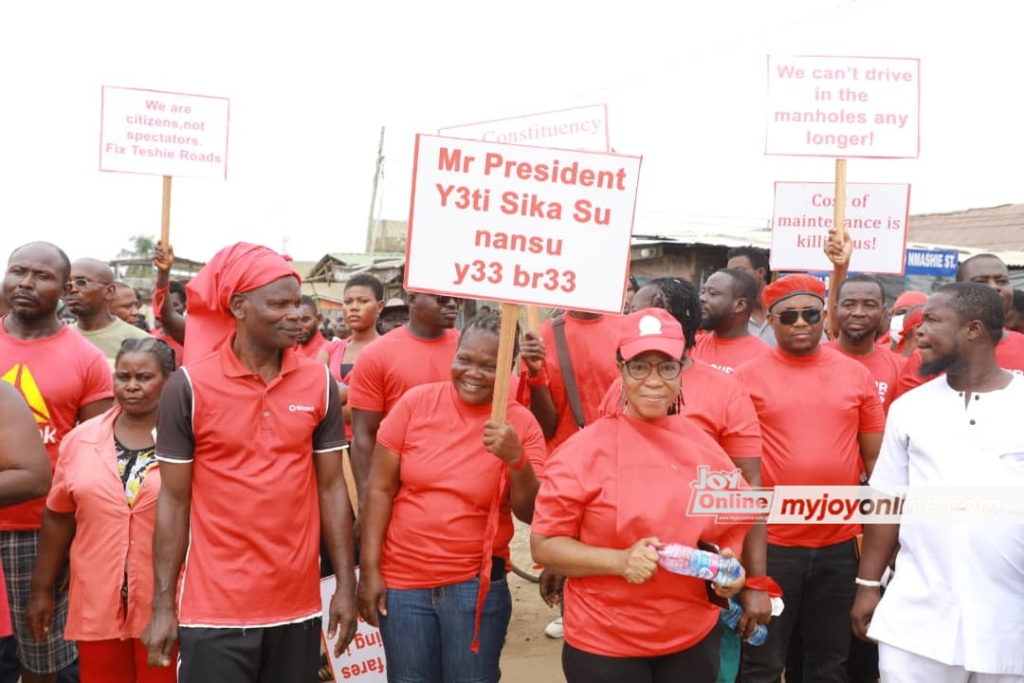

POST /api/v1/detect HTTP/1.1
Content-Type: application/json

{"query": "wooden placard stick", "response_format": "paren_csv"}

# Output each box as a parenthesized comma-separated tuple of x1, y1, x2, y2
(160, 175, 172, 249)
(826, 158, 849, 339)
(491, 304, 521, 423)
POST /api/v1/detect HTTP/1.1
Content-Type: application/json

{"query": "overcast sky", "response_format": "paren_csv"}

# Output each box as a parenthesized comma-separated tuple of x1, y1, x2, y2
(1, 0, 1021, 265)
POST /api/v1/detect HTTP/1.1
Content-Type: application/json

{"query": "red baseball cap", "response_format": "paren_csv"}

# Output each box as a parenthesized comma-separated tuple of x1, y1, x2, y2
(617, 308, 686, 361)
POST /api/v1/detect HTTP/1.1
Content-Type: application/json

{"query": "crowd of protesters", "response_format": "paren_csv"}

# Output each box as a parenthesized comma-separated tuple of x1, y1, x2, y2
(0, 236, 1022, 683)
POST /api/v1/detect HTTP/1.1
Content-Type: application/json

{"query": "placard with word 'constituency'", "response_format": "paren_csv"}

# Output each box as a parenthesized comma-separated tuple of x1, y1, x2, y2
(439, 104, 609, 152)
(405, 134, 641, 314)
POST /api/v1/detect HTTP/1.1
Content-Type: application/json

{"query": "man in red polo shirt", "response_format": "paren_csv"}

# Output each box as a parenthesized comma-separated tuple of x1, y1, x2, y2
(143, 243, 356, 683)
(734, 274, 885, 683)
(1, 242, 114, 683)
(692, 268, 769, 373)
(897, 253, 1024, 394)
(825, 275, 907, 414)
(347, 292, 462, 503)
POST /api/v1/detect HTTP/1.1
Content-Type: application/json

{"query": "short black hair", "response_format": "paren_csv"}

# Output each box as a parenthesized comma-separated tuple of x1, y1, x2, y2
(116, 337, 177, 376)
(955, 253, 1006, 282)
(838, 274, 885, 302)
(725, 246, 769, 274)
(935, 282, 1005, 345)
(1013, 289, 1024, 314)
(345, 273, 384, 301)
(10, 242, 72, 281)
(457, 313, 520, 362)
(639, 277, 700, 350)
(719, 268, 759, 305)
(299, 295, 318, 312)
(168, 280, 187, 304)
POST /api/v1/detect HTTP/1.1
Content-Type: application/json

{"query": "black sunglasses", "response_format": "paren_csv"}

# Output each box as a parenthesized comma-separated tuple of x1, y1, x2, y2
(776, 308, 823, 325)
(436, 295, 462, 305)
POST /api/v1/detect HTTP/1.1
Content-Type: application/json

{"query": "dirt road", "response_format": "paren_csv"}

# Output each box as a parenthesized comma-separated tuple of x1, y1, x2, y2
(500, 573, 564, 682)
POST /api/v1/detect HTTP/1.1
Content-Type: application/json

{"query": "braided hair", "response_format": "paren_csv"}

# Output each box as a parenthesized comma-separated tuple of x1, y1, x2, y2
(457, 313, 521, 368)
(638, 277, 701, 350)
(116, 337, 177, 376)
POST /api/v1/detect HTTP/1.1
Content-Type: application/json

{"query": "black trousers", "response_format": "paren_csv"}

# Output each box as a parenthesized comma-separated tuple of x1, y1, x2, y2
(178, 619, 321, 683)
(741, 539, 858, 683)
(563, 622, 722, 683)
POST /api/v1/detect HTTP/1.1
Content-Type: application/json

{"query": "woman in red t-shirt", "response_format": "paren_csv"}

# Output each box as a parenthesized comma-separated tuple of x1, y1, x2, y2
(357, 314, 545, 683)
(318, 273, 384, 441)
(27, 338, 178, 683)
(531, 308, 750, 683)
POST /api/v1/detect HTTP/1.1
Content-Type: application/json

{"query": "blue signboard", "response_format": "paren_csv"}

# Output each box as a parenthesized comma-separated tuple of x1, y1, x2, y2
(904, 248, 959, 277)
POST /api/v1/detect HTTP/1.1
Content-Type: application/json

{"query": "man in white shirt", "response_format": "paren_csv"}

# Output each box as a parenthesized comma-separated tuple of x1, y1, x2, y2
(853, 282, 1024, 682)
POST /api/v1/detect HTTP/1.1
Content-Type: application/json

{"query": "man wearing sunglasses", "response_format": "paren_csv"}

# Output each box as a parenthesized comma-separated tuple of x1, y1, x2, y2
(735, 274, 885, 683)
(348, 292, 462, 506)
(66, 259, 149, 370)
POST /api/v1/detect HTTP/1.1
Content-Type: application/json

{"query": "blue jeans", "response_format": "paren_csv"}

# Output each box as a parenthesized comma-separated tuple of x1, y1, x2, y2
(379, 576, 512, 683)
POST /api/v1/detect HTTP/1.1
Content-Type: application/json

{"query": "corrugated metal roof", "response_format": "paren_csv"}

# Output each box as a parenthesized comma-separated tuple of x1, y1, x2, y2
(909, 204, 1024, 251)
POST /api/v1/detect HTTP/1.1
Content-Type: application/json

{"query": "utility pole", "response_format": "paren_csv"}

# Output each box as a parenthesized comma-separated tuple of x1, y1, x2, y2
(365, 126, 386, 253)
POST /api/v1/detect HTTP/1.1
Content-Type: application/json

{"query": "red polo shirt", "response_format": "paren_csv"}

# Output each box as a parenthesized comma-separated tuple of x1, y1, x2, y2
(0, 322, 113, 529)
(599, 360, 763, 461)
(691, 333, 769, 374)
(823, 341, 907, 414)
(898, 330, 1024, 394)
(734, 346, 885, 548)
(538, 315, 620, 451)
(156, 342, 346, 627)
(347, 326, 460, 416)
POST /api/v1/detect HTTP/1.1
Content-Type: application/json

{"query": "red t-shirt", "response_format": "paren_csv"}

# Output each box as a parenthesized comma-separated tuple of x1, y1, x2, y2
(823, 341, 907, 414)
(151, 329, 184, 369)
(539, 315, 620, 451)
(347, 326, 460, 415)
(690, 334, 769, 374)
(734, 347, 885, 548)
(599, 360, 763, 461)
(293, 333, 328, 360)
(532, 413, 749, 657)
(898, 330, 1024, 394)
(0, 322, 113, 529)
(157, 344, 346, 626)
(375, 382, 546, 588)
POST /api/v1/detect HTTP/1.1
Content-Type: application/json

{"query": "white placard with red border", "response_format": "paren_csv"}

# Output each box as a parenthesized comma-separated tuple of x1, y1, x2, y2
(770, 182, 911, 275)
(404, 134, 641, 314)
(320, 574, 387, 682)
(99, 86, 230, 179)
(765, 56, 920, 158)
(439, 104, 610, 153)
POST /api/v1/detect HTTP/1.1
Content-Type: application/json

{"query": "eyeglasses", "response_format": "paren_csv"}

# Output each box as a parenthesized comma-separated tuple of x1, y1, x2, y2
(69, 277, 111, 289)
(623, 359, 683, 380)
(776, 308, 823, 325)
(436, 295, 462, 305)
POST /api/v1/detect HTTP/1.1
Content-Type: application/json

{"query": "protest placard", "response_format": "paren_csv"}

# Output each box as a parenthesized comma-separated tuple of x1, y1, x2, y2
(765, 56, 920, 158)
(100, 86, 230, 179)
(320, 574, 386, 683)
(404, 135, 641, 315)
(439, 104, 610, 153)
(770, 182, 911, 274)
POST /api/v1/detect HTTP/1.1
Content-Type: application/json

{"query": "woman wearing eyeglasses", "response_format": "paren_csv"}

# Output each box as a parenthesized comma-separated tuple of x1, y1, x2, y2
(531, 308, 752, 683)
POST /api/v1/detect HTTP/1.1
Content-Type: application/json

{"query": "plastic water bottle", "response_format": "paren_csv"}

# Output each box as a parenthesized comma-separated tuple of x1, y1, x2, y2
(722, 598, 768, 646)
(655, 544, 742, 585)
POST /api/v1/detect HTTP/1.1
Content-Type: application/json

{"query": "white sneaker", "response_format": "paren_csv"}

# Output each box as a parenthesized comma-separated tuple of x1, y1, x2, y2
(544, 616, 564, 639)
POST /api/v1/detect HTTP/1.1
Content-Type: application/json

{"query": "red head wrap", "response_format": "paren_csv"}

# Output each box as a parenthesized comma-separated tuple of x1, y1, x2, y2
(182, 243, 300, 365)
